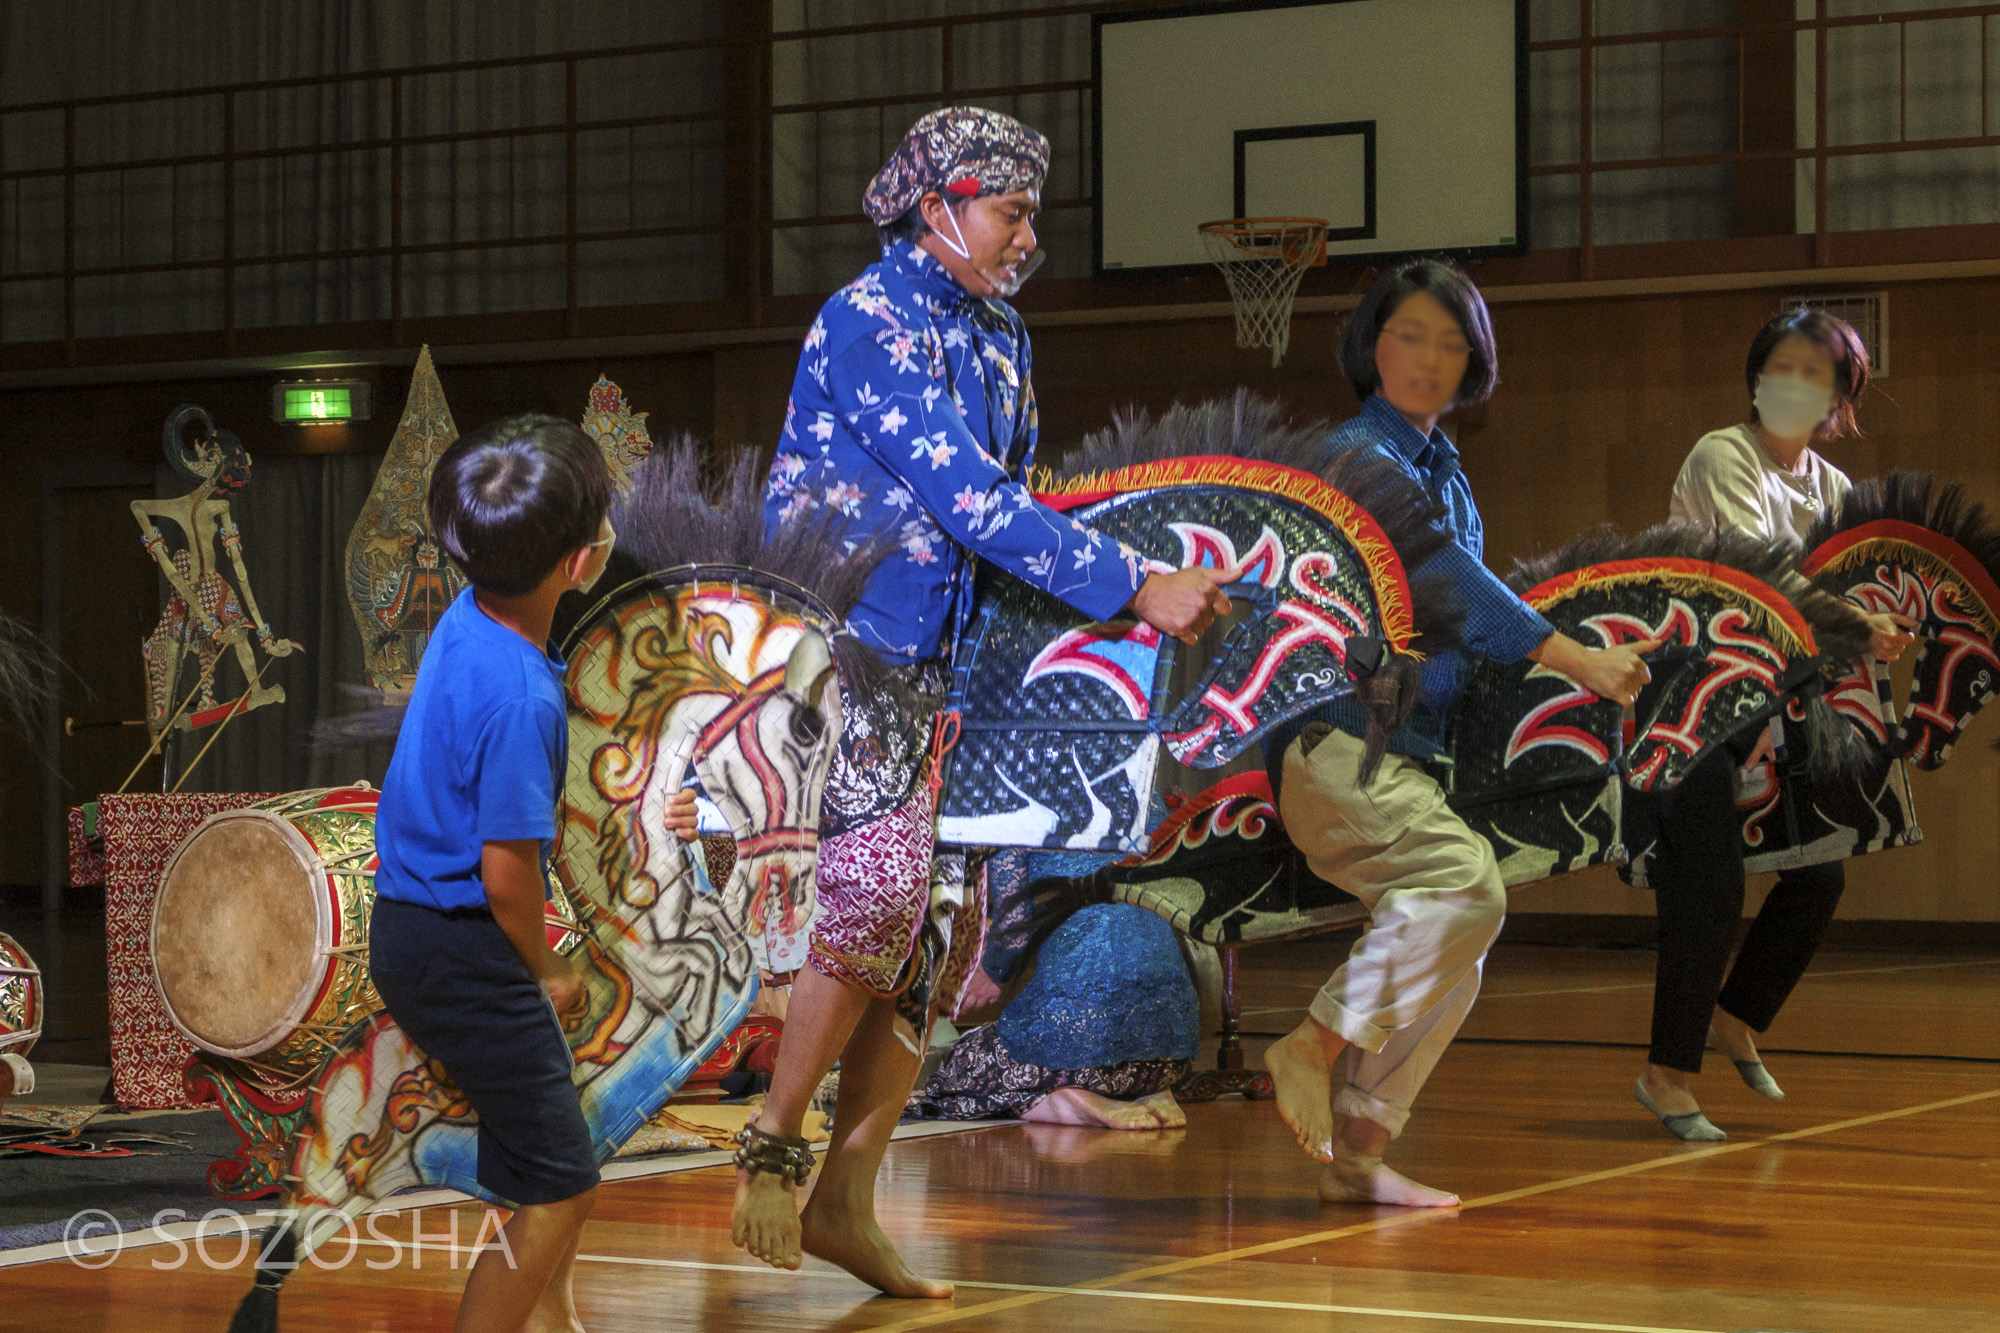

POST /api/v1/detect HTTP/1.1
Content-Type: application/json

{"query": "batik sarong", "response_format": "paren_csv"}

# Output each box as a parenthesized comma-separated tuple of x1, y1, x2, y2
(915, 1024, 1190, 1120)
(810, 659, 984, 1029)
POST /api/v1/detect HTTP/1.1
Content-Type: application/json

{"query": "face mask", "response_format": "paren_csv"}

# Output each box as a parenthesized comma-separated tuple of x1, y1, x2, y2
(578, 521, 616, 595)
(937, 202, 1044, 297)
(1754, 374, 1834, 440)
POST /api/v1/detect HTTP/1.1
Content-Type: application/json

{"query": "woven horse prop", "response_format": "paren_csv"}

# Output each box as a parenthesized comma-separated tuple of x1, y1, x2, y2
(999, 522, 1872, 960)
(229, 446, 878, 1330)
(937, 393, 1467, 856)
(1724, 472, 2000, 874)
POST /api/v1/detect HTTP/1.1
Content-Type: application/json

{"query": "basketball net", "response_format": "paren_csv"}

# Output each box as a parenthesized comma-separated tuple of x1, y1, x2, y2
(1199, 217, 1329, 368)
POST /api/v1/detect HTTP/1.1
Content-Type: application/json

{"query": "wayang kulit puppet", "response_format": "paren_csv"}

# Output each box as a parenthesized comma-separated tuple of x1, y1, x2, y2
(133, 405, 299, 742)
(343, 345, 467, 696)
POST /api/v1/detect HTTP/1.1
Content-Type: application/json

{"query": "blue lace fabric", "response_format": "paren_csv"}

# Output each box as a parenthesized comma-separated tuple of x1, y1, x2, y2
(995, 902, 1199, 1069)
(915, 898, 1198, 1120)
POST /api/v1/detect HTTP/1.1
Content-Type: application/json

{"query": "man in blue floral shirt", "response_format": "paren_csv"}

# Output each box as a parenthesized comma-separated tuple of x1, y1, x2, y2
(733, 106, 1230, 1298)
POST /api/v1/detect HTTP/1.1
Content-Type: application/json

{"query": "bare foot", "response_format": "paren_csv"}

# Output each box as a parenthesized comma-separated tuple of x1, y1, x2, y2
(731, 1168, 802, 1271)
(1021, 1086, 1160, 1130)
(1263, 1021, 1344, 1162)
(799, 1194, 952, 1299)
(1317, 1144, 1460, 1208)
(525, 1310, 588, 1333)
(1135, 1090, 1187, 1129)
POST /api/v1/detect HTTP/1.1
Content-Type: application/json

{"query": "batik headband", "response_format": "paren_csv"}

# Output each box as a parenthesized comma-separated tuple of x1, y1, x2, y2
(862, 105, 1050, 225)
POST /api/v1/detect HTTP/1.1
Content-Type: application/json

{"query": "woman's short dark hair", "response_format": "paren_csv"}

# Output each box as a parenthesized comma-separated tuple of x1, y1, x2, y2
(1339, 259, 1499, 408)
(428, 413, 611, 597)
(1745, 307, 1871, 438)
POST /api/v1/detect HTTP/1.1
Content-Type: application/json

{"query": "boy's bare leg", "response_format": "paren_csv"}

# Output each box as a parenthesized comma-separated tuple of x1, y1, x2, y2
(524, 1227, 587, 1332)
(734, 965, 870, 1271)
(455, 1189, 595, 1333)
(798, 995, 952, 1298)
(1263, 1015, 1349, 1162)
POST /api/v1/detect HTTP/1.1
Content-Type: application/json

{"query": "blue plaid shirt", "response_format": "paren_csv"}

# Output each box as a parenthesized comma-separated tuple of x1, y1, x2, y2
(765, 242, 1142, 663)
(1290, 394, 1555, 765)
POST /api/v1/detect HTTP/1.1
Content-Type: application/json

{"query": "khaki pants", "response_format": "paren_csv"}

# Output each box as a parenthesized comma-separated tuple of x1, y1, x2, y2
(1280, 725, 1506, 1137)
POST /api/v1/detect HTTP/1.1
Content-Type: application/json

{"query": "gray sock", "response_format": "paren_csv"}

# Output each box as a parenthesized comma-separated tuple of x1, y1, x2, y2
(1733, 1059, 1785, 1101)
(1634, 1078, 1727, 1142)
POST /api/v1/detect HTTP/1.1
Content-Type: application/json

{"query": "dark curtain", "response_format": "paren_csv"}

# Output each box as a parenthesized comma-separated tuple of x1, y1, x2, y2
(153, 452, 392, 796)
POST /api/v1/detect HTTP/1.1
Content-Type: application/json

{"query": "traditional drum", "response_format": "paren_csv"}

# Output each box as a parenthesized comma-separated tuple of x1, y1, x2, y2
(152, 786, 385, 1086)
(152, 785, 588, 1088)
(0, 931, 42, 1101)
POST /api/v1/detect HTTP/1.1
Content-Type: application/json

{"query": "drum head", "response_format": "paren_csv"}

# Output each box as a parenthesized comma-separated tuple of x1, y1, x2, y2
(153, 812, 326, 1057)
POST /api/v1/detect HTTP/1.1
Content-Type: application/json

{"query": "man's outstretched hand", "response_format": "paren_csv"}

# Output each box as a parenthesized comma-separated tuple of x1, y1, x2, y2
(1131, 567, 1234, 644)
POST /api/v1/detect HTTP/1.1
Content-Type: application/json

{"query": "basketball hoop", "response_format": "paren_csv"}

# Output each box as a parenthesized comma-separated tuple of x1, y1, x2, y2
(1198, 217, 1329, 368)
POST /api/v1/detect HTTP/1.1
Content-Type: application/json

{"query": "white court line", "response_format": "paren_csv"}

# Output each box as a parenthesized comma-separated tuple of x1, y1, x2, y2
(567, 1253, 1729, 1333)
(864, 1085, 2000, 1333)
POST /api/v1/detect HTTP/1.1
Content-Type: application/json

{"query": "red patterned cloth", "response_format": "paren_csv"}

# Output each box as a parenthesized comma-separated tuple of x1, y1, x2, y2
(810, 785, 936, 998)
(67, 806, 105, 888)
(101, 792, 274, 1108)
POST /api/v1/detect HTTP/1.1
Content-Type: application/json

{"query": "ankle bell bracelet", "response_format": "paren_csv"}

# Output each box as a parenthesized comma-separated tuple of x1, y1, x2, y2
(732, 1123, 815, 1184)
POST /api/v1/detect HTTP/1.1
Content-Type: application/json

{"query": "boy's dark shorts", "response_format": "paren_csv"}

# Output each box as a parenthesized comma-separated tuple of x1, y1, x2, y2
(369, 897, 600, 1207)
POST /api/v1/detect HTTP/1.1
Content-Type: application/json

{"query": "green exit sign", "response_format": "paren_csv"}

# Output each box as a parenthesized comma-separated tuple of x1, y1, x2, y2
(271, 379, 371, 425)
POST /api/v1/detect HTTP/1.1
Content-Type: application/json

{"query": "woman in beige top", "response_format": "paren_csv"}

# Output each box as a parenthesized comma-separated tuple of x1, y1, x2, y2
(1632, 309, 1914, 1141)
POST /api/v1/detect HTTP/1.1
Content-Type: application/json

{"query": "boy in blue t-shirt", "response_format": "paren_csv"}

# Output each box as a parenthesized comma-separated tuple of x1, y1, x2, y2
(372, 413, 691, 1331)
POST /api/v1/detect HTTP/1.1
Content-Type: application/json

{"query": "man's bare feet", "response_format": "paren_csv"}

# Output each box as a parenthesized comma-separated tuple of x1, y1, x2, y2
(1317, 1142, 1460, 1208)
(731, 1168, 802, 1271)
(799, 1191, 952, 1298)
(1136, 1089, 1187, 1129)
(1263, 1020, 1345, 1161)
(1021, 1086, 1160, 1130)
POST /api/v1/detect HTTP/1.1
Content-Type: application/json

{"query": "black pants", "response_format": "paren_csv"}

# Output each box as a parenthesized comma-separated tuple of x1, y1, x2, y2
(1626, 751, 1846, 1073)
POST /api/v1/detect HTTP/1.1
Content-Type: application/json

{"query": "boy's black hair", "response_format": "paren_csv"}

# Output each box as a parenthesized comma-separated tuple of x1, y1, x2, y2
(428, 413, 611, 598)
(1339, 259, 1499, 409)
(1745, 306, 1872, 438)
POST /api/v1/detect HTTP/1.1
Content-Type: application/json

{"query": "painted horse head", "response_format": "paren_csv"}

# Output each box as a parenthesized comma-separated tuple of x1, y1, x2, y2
(562, 443, 879, 992)
(1802, 472, 2000, 770)
(938, 391, 1465, 854)
(1506, 523, 1870, 792)
(260, 443, 883, 1288)
(1444, 524, 1869, 887)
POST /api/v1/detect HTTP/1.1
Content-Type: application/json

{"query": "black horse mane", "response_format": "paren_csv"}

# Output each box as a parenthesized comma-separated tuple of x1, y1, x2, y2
(1507, 521, 1873, 667)
(1049, 390, 1468, 779)
(0, 611, 56, 760)
(1808, 471, 2000, 587)
(607, 438, 883, 621)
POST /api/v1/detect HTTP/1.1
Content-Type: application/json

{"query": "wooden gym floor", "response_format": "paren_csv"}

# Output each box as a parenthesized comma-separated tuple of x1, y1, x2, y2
(8, 942, 1998, 1331)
